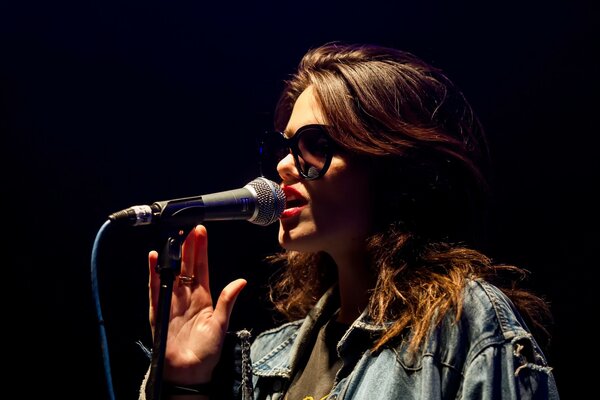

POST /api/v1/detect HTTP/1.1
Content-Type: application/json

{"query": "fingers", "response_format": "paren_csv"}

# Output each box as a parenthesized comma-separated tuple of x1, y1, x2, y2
(180, 225, 209, 288)
(148, 224, 245, 333)
(213, 278, 247, 328)
(148, 250, 159, 326)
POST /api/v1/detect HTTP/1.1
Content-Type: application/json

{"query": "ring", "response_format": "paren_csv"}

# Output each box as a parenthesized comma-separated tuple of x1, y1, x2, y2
(178, 274, 195, 286)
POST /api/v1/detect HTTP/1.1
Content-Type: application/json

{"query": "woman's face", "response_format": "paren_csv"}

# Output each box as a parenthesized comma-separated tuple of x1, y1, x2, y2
(277, 87, 373, 258)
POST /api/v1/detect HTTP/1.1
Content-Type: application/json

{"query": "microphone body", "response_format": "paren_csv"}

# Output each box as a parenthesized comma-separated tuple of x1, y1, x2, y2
(109, 177, 286, 227)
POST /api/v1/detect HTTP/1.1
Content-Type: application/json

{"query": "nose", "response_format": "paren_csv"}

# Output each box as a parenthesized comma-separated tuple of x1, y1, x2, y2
(277, 153, 300, 182)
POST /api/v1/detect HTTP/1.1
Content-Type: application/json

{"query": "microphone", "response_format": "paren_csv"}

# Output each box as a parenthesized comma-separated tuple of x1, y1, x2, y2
(108, 177, 286, 227)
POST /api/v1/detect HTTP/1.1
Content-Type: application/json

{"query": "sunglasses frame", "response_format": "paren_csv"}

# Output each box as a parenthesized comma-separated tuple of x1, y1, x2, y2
(260, 124, 335, 181)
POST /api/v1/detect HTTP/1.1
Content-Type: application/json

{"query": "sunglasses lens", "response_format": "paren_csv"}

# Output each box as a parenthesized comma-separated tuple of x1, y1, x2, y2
(258, 125, 332, 181)
(259, 132, 288, 181)
(297, 127, 330, 178)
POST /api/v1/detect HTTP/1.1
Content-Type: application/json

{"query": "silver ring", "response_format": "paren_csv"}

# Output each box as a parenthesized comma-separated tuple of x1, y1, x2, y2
(178, 274, 195, 286)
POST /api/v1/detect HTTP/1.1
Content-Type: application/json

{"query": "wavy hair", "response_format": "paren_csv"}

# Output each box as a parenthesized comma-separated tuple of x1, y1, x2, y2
(267, 42, 552, 354)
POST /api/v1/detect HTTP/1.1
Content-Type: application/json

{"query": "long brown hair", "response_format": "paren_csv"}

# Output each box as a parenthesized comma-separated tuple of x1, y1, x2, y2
(267, 42, 552, 354)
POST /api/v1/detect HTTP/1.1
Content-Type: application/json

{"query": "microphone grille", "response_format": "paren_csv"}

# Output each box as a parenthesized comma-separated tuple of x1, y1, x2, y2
(245, 177, 286, 226)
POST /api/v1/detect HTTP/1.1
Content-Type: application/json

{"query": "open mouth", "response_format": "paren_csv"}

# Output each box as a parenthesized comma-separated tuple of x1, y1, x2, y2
(282, 186, 308, 210)
(285, 198, 308, 208)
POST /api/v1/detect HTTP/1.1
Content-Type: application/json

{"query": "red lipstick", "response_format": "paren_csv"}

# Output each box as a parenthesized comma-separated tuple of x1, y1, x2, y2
(281, 185, 308, 219)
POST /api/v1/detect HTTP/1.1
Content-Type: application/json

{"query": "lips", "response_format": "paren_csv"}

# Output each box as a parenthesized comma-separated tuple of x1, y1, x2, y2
(281, 185, 308, 218)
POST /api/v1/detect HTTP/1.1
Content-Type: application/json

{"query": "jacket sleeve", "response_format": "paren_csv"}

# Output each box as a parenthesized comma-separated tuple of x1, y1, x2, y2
(460, 333, 559, 399)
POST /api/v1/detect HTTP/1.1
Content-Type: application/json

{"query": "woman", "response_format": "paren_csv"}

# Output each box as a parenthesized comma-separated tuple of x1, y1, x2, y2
(140, 42, 559, 399)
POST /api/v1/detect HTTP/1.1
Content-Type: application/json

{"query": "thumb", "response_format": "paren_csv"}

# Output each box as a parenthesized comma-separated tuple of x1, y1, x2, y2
(213, 278, 247, 328)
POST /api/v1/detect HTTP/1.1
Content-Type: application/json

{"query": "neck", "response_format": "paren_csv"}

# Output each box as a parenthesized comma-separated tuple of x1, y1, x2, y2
(329, 247, 374, 324)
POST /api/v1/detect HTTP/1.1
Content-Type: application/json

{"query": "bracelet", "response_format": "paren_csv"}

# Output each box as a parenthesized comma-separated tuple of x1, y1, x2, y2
(162, 381, 212, 396)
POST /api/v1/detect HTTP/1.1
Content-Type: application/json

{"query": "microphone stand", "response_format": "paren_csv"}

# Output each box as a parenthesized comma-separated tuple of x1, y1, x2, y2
(145, 229, 188, 400)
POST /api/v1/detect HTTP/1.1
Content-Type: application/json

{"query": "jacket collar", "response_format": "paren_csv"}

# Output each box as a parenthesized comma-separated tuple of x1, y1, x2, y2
(251, 284, 390, 379)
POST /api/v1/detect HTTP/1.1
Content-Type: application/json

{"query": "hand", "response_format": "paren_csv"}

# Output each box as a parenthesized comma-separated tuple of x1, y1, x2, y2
(148, 224, 247, 385)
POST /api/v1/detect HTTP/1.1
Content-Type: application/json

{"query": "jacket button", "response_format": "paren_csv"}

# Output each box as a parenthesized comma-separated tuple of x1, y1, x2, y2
(272, 380, 282, 391)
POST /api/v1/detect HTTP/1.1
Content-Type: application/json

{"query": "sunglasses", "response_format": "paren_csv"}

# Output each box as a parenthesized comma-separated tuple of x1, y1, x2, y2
(259, 124, 335, 181)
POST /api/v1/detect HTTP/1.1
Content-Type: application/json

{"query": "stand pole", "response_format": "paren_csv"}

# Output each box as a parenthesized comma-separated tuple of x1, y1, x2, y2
(145, 231, 187, 400)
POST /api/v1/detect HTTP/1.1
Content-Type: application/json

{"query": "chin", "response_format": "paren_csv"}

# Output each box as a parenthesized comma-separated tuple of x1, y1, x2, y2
(278, 224, 322, 253)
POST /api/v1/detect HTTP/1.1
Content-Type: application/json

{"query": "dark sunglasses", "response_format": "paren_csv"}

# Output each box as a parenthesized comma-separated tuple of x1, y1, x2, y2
(259, 124, 335, 181)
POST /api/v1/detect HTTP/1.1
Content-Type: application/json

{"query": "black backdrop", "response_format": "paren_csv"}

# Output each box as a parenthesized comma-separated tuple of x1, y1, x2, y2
(2, 1, 597, 399)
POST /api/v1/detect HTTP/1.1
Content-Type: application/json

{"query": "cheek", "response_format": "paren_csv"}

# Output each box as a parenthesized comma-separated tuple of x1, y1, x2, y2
(311, 167, 373, 234)
(314, 190, 369, 227)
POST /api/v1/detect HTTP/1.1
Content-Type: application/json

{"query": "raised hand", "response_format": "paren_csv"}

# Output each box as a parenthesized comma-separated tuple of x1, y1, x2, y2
(148, 224, 247, 385)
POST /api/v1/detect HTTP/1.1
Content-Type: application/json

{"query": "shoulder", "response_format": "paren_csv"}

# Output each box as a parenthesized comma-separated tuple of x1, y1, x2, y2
(382, 280, 557, 397)
(449, 280, 557, 396)
(460, 279, 529, 340)
(419, 279, 540, 367)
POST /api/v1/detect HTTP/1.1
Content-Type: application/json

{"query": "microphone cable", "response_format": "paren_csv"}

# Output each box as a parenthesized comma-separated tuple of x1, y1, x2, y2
(91, 219, 116, 400)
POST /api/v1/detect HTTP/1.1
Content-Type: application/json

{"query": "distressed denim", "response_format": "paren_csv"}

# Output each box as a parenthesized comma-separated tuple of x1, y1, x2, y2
(248, 280, 559, 399)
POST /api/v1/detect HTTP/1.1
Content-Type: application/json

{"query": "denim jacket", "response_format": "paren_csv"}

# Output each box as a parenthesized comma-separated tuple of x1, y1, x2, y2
(139, 279, 559, 399)
(247, 279, 559, 399)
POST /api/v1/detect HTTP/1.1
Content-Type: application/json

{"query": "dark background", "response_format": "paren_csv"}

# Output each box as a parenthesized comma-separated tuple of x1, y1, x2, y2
(2, 1, 596, 398)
